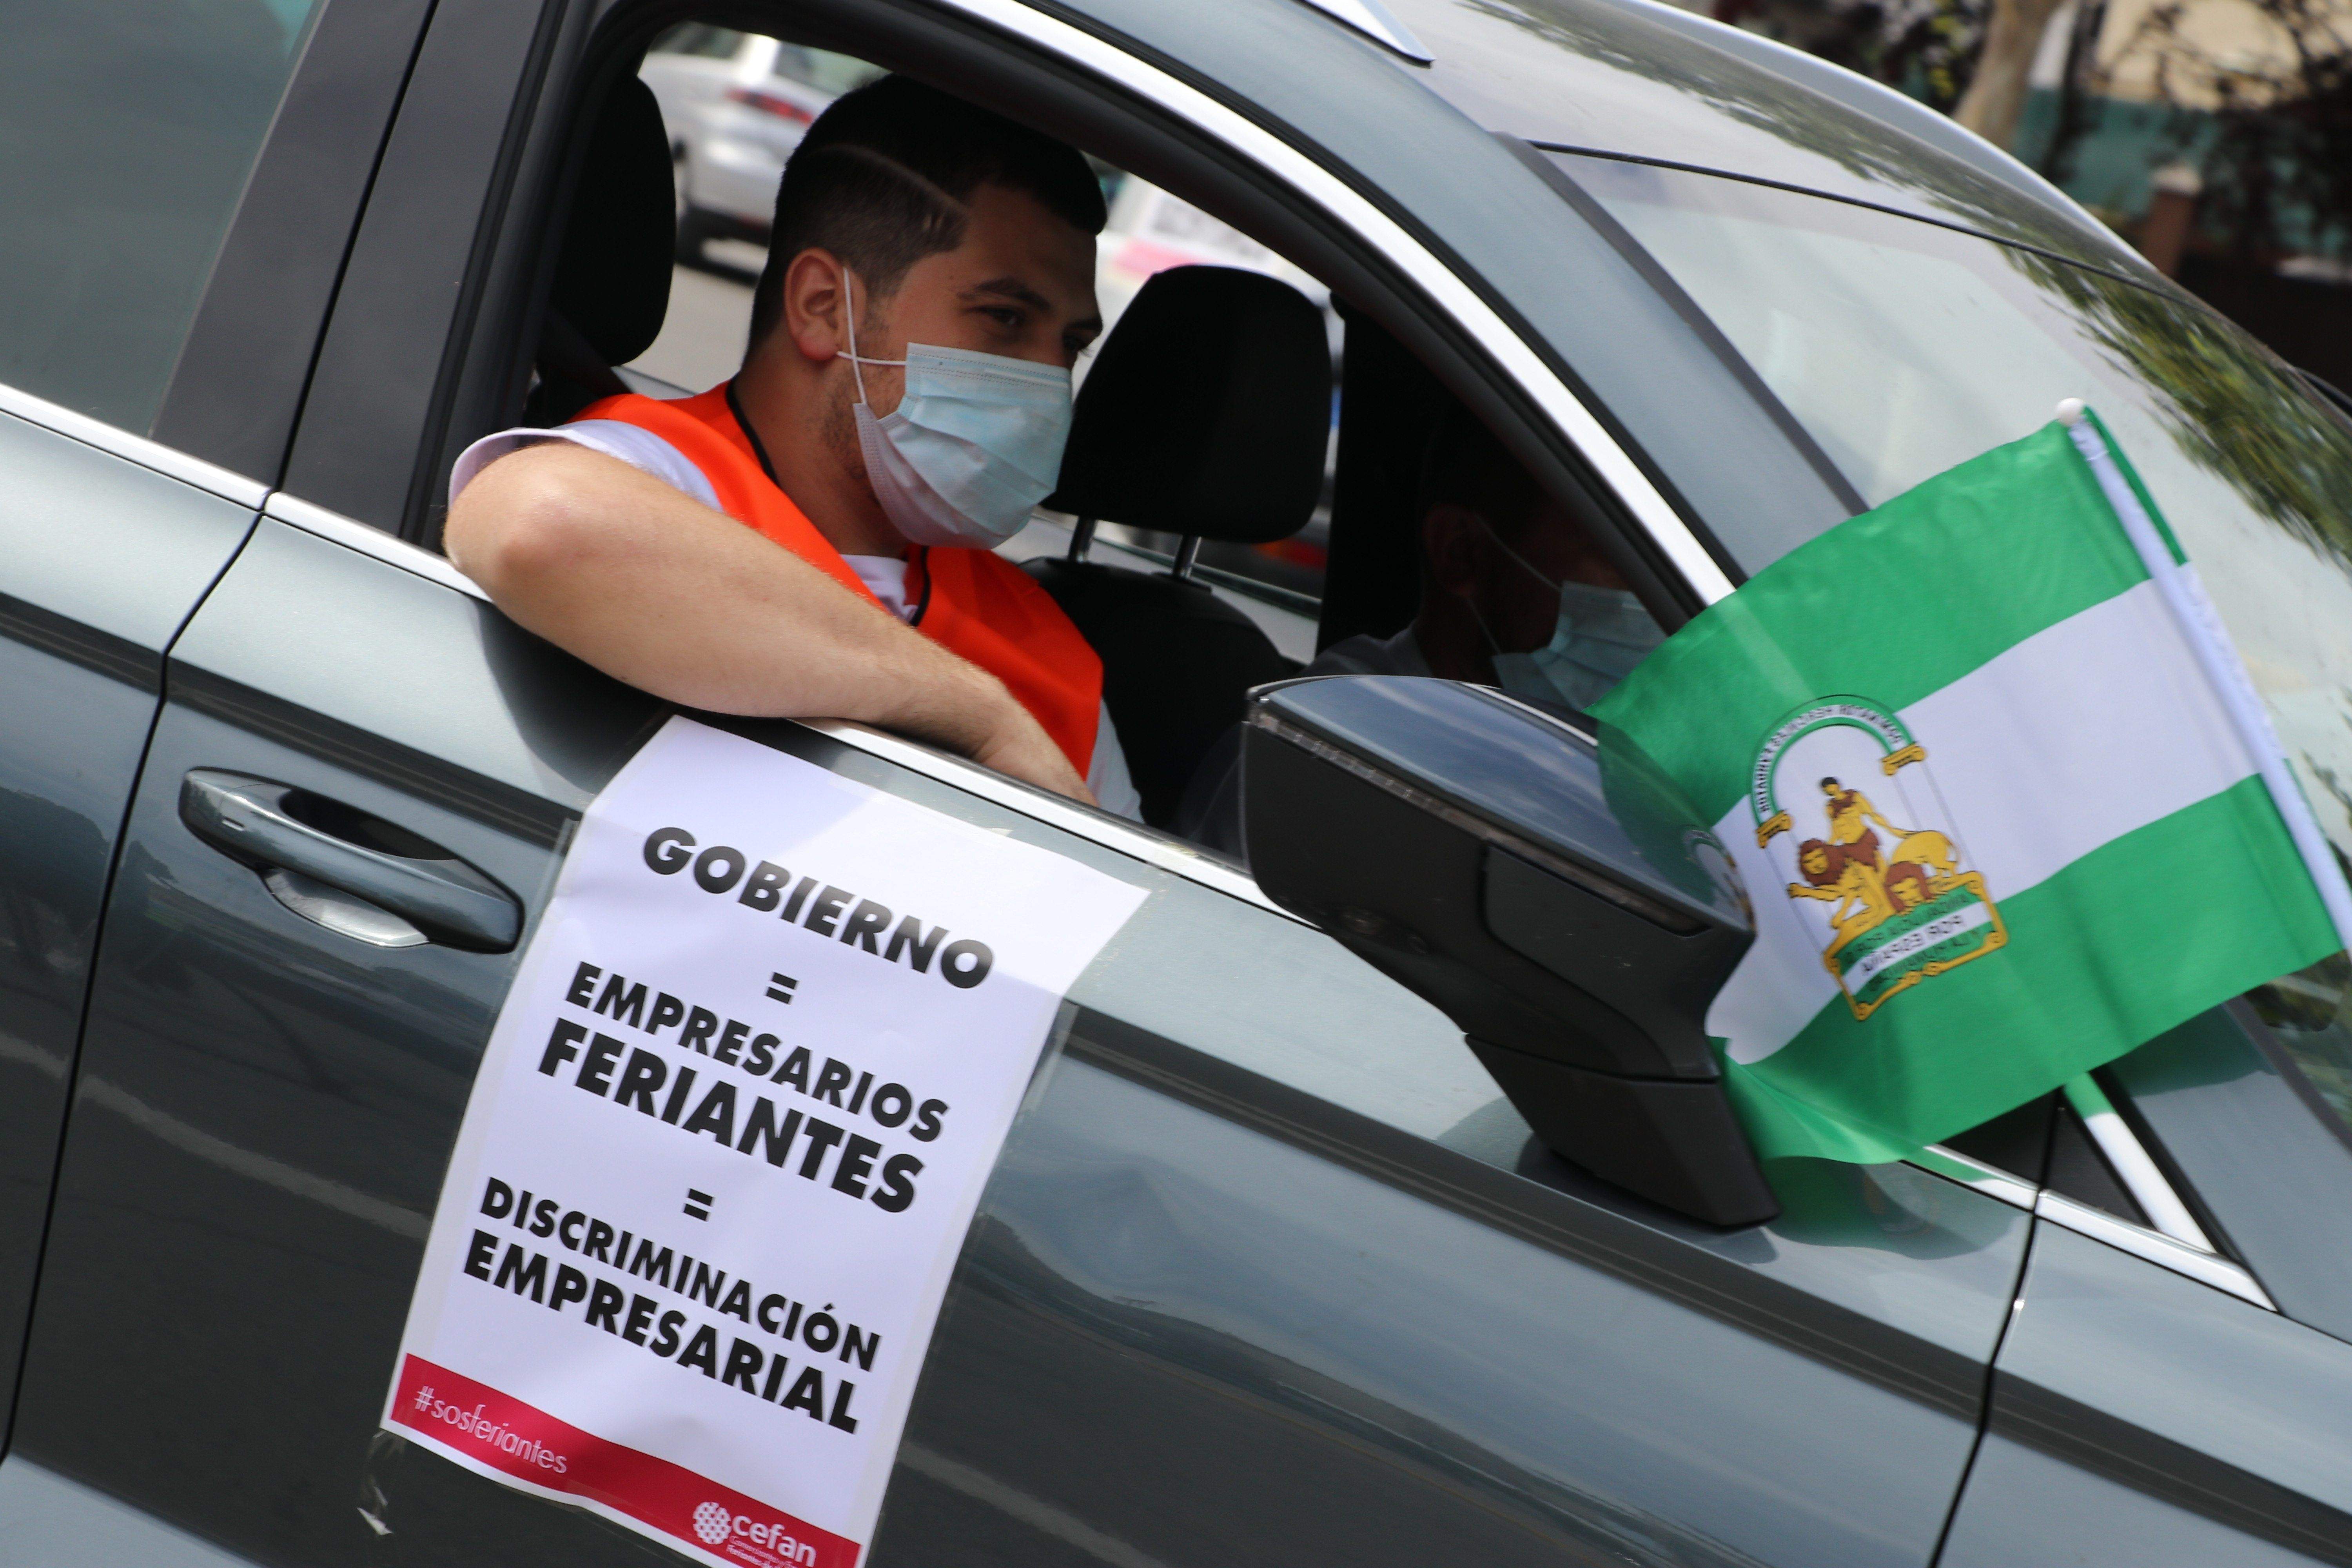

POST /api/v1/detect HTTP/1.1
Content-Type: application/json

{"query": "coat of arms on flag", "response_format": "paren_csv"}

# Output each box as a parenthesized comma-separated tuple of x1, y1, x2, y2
(1591, 405, 2352, 1165)
(1753, 699, 2005, 1020)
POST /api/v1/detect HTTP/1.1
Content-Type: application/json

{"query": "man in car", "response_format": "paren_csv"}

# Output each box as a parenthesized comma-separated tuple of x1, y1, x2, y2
(1316, 406, 1657, 696)
(445, 76, 1139, 816)
(1177, 406, 1659, 851)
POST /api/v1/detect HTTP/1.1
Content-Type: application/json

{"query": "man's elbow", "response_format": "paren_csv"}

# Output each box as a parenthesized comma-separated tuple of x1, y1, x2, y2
(446, 455, 607, 602)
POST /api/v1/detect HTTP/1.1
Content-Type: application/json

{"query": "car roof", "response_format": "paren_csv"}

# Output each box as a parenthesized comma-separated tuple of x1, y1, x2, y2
(1066, 0, 2140, 276)
(1377, 0, 2142, 272)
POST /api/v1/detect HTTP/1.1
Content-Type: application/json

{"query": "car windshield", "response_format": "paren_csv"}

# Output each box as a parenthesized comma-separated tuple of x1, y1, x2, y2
(1557, 151, 2352, 1127)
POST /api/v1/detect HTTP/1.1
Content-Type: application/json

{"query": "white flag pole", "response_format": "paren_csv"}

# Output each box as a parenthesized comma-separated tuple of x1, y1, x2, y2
(2059, 399, 2352, 954)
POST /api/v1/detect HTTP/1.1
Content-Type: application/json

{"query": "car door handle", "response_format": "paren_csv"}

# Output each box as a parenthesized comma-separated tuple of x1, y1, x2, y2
(180, 771, 522, 953)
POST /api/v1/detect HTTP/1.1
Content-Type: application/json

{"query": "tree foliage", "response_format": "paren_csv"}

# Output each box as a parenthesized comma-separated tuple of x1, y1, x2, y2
(2105, 0, 2352, 260)
(2011, 245, 2352, 555)
(1718, 0, 1990, 109)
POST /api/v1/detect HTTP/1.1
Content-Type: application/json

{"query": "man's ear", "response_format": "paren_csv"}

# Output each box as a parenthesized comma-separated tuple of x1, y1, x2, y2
(781, 249, 852, 365)
(1421, 502, 1488, 598)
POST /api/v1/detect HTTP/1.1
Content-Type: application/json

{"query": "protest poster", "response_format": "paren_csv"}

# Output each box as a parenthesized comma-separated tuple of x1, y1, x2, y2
(383, 716, 1146, 1566)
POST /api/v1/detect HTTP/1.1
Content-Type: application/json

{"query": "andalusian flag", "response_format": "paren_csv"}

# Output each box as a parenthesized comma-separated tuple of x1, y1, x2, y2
(1592, 408, 2352, 1163)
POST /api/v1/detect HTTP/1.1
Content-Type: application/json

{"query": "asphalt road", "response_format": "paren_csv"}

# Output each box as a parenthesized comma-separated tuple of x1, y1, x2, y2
(624, 241, 766, 394)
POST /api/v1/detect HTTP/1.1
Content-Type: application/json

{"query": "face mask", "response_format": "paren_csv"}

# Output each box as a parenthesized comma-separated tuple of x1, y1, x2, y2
(839, 273, 1074, 548)
(1474, 521, 1665, 711)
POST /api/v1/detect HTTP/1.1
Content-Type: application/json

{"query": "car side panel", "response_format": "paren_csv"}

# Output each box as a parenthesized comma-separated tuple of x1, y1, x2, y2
(1940, 1220, 2352, 1566)
(0, 408, 256, 1455)
(1942, 1438, 2332, 1567)
(13, 519, 2024, 1566)
(870, 1049, 2024, 1568)
(0, 1460, 257, 1568)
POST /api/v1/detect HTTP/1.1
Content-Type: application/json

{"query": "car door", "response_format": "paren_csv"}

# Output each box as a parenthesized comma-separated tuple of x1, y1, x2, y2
(1939, 1004, 2352, 1564)
(0, 0, 426, 1483)
(10, 0, 2037, 1564)
(0, 394, 260, 1466)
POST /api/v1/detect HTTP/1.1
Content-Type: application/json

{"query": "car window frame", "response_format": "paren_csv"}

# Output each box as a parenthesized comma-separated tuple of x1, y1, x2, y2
(309, 0, 1730, 879)
(136, 0, 438, 488)
(297, 0, 1725, 617)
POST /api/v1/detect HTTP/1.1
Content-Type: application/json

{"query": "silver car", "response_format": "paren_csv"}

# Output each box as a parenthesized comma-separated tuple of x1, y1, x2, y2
(638, 24, 881, 260)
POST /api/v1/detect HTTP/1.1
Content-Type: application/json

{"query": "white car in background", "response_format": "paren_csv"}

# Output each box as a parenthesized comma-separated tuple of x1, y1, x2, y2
(638, 25, 880, 261)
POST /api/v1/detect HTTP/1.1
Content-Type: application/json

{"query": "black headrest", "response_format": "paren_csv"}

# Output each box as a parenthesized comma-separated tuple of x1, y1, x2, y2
(551, 76, 676, 367)
(1050, 266, 1331, 545)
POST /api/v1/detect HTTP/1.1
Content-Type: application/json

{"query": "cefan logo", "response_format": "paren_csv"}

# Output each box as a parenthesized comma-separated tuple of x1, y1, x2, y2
(689, 1500, 820, 1564)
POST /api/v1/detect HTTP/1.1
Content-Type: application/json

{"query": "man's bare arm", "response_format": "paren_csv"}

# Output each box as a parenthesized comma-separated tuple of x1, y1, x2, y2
(445, 442, 1091, 802)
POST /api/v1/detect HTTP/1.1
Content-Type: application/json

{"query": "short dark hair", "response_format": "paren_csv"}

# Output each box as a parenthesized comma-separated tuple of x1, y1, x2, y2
(749, 75, 1106, 344)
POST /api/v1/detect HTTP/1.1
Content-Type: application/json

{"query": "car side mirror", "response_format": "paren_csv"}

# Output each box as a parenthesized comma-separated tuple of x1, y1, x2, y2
(1241, 676, 1778, 1226)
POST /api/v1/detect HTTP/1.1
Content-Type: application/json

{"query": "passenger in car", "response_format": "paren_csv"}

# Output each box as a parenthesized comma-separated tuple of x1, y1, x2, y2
(1177, 406, 1659, 853)
(445, 76, 1141, 818)
(1336, 408, 1656, 698)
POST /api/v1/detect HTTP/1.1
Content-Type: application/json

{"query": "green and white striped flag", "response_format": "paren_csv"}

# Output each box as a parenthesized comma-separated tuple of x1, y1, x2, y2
(1591, 408, 2352, 1164)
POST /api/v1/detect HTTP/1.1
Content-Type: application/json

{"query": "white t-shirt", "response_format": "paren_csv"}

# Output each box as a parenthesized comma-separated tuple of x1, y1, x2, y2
(453, 424, 1142, 820)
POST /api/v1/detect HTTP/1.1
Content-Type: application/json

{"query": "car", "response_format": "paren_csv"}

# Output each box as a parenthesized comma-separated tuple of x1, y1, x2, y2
(638, 22, 881, 261)
(4, 0, 2352, 1563)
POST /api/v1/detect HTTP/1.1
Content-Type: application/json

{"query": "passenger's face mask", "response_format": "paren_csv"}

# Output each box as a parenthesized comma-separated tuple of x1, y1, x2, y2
(839, 271, 1074, 549)
(1472, 520, 1664, 711)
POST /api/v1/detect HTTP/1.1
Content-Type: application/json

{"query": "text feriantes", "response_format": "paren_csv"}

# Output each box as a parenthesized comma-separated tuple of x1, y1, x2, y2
(541, 959, 944, 1214)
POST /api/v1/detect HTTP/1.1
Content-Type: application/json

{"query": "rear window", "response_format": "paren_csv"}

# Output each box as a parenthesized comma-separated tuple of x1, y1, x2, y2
(768, 44, 885, 96)
(0, 0, 321, 431)
(650, 23, 743, 58)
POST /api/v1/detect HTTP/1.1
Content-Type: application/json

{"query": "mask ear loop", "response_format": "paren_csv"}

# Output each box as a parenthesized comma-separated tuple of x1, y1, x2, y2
(1461, 593, 1510, 670)
(1477, 514, 1564, 595)
(1450, 512, 1544, 664)
(837, 267, 906, 411)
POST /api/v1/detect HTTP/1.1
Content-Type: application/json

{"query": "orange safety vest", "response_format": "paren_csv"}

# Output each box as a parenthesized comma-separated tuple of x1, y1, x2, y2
(574, 383, 1103, 776)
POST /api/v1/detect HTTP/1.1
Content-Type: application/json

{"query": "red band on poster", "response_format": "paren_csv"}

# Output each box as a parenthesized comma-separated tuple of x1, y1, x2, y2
(389, 1355, 860, 1568)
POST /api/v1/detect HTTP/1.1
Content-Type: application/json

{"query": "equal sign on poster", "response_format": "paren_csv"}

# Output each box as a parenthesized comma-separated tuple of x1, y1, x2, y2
(385, 717, 1144, 1567)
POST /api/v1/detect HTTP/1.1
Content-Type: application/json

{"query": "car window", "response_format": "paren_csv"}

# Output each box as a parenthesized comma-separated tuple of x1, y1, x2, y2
(0, 0, 322, 431)
(768, 43, 887, 96)
(2246, 954, 2352, 1138)
(544, 37, 1648, 849)
(1563, 152, 2352, 1181)
(648, 22, 744, 59)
